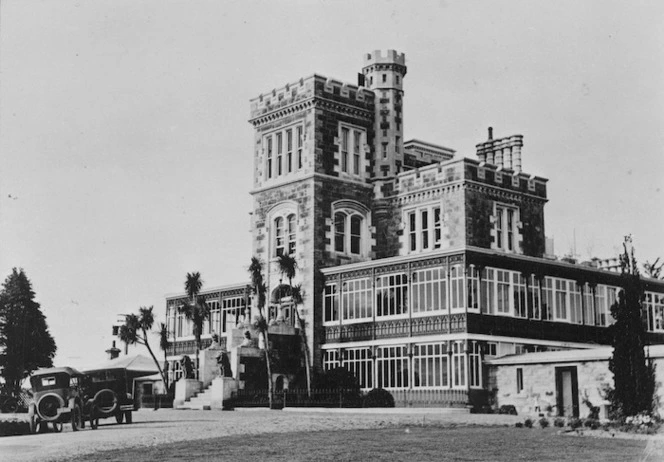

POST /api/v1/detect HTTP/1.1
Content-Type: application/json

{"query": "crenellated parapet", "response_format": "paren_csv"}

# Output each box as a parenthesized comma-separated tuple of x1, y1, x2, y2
(392, 157, 547, 200)
(249, 74, 374, 126)
(363, 49, 407, 75)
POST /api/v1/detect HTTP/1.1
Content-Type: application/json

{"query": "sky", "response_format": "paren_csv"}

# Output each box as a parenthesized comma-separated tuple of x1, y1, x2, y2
(1, 0, 662, 369)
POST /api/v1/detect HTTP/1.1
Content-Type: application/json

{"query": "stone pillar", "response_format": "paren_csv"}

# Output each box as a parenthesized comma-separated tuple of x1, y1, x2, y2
(173, 378, 202, 408)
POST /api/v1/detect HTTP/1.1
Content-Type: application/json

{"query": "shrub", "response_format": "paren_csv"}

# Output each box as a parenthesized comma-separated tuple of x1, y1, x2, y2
(622, 413, 661, 434)
(515, 422, 524, 428)
(524, 418, 533, 428)
(539, 417, 549, 428)
(553, 417, 565, 427)
(498, 405, 517, 415)
(363, 388, 395, 408)
(583, 418, 600, 430)
(568, 417, 583, 429)
(0, 418, 29, 436)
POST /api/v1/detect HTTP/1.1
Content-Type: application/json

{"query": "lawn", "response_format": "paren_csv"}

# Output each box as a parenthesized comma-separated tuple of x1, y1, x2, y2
(61, 425, 649, 462)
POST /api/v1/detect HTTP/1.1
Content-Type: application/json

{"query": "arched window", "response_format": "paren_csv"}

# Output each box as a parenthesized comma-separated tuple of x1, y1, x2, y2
(333, 209, 365, 256)
(275, 217, 285, 256)
(287, 214, 296, 254)
(274, 213, 296, 257)
(334, 212, 346, 252)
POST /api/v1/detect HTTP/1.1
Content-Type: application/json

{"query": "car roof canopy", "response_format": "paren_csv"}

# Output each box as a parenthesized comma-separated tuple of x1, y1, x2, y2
(31, 366, 84, 377)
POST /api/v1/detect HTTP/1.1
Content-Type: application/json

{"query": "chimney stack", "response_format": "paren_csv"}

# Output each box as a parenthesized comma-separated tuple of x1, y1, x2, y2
(476, 128, 524, 173)
(106, 340, 121, 360)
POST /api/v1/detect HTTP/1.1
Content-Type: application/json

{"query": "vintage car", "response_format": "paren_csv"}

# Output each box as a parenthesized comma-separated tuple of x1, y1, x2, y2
(27, 367, 98, 433)
(83, 366, 138, 424)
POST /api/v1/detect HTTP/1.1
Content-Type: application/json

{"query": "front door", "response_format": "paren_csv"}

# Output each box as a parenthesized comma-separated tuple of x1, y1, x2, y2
(555, 366, 579, 417)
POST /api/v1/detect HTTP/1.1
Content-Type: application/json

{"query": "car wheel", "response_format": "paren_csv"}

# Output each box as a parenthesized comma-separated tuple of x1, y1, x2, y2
(1, 396, 19, 413)
(71, 405, 81, 432)
(125, 410, 132, 424)
(52, 422, 63, 433)
(115, 412, 124, 424)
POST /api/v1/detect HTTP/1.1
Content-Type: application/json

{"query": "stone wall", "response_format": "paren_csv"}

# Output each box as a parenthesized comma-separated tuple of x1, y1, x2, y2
(490, 360, 611, 418)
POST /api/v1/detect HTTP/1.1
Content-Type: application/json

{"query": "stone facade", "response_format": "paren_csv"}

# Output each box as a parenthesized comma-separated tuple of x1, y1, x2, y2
(489, 345, 664, 418)
(164, 50, 664, 409)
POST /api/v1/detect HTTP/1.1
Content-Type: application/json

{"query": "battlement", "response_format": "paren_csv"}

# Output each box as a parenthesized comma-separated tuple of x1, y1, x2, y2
(249, 74, 374, 121)
(364, 49, 406, 67)
(392, 157, 548, 198)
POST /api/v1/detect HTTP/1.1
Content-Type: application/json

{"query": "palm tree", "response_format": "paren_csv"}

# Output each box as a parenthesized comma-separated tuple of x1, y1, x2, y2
(158, 322, 170, 390)
(290, 284, 311, 397)
(644, 258, 663, 279)
(276, 254, 311, 397)
(248, 256, 273, 409)
(179, 272, 211, 380)
(118, 306, 168, 388)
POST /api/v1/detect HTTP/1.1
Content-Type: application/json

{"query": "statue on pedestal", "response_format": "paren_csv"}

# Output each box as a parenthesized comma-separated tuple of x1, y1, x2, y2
(216, 350, 233, 378)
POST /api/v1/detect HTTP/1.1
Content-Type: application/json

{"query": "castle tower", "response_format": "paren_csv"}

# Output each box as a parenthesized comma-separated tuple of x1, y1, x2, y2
(362, 50, 407, 179)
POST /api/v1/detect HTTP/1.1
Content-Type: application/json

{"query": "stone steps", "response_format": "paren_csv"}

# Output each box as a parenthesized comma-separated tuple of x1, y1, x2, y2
(184, 377, 227, 410)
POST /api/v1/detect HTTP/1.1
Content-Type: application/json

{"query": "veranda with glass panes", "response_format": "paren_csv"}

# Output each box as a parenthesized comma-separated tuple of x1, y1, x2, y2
(321, 250, 664, 392)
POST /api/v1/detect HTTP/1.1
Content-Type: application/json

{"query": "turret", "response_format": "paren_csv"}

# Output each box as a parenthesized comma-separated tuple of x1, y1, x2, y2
(362, 50, 407, 179)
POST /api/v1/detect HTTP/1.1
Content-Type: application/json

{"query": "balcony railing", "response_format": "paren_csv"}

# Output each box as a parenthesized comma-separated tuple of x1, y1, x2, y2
(166, 336, 226, 357)
(324, 313, 467, 343)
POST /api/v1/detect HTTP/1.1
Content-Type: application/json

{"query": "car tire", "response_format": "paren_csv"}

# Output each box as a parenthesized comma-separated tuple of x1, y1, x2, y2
(93, 389, 118, 415)
(115, 412, 124, 424)
(125, 410, 132, 424)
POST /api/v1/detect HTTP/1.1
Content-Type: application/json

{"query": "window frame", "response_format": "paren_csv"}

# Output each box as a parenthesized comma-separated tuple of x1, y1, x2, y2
(338, 123, 366, 179)
(405, 203, 443, 253)
(493, 203, 520, 252)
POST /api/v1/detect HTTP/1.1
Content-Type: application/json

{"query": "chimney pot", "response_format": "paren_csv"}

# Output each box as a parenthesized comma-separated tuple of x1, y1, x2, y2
(488, 127, 493, 140)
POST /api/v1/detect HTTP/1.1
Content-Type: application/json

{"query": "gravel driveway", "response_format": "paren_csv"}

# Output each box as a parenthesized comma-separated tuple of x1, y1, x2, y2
(0, 408, 521, 462)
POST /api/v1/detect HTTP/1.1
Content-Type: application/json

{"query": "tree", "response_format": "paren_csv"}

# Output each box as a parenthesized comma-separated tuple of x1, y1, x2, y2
(0, 268, 57, 393)
(178, 272, 211, 381)
(248, 257, 273, 408)
(608, 237, 656, 418)
(276, 254, 311, 397)
(118, 306, 168, 389)
(158, 322, 170, 390)
(643, 258, 663, 279)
